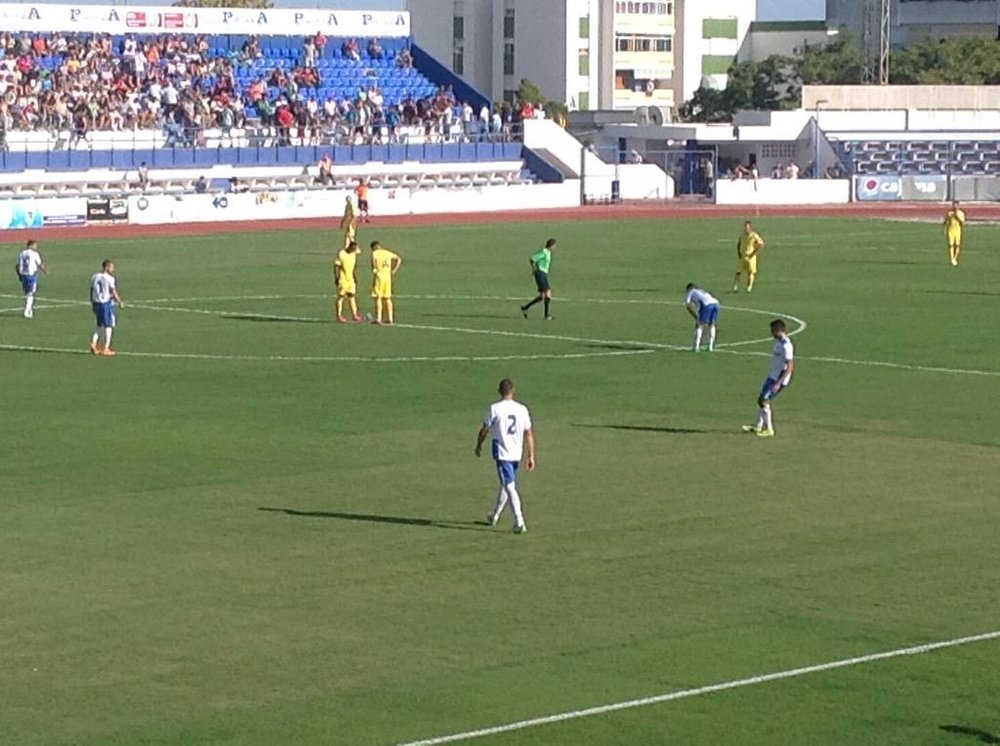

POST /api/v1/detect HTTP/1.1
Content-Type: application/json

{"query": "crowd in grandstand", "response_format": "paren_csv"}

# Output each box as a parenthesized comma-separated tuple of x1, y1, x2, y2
(0, 31, 520, 147)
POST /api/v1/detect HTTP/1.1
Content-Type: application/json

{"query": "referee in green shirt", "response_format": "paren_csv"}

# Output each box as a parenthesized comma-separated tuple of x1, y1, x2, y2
(520, 238, 556, 320)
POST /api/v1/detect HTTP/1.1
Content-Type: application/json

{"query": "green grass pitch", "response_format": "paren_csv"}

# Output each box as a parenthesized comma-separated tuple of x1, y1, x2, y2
(1, 215, 998, 745)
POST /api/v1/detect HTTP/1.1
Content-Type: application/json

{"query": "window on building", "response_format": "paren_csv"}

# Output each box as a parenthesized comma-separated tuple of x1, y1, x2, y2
(579, 51, 589, 76)
(504, 8, 515, 39)
(453, 45, 464, 75)
(614, 69, 635, 90)
(503, 89, 517, 104)
(579, 91, 590, 110)
(579, 16, 589, 38)
(615, 34, 674, 53)
(503, 42, 515, 75)
(453, 15, 464, 41)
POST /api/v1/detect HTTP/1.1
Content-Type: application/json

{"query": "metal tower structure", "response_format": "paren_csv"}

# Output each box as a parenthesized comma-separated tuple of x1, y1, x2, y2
(861, 0, 891, 84)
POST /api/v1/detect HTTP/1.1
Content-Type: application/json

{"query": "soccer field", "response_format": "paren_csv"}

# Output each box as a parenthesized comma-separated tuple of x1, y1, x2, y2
(1, 215, 998, 745)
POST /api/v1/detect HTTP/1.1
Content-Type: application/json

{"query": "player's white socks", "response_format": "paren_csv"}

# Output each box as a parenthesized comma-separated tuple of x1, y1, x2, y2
(505, 483, 526, 529)
(762, 404, 773, 432)
(708, 326, 716, 351)
(91, 330, 101, 346)
(25, 294, 35, 314)
(693, 327, 703, 351)
(491, 486, 508, 521)
(755, 407, 767, 430)
(103, 328, 113, 348)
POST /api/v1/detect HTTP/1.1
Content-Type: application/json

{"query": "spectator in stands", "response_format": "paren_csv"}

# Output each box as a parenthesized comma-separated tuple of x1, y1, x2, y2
(303, 36, 317, 69)
(367, 38, 383, 60)
(137, 161, 149, 191)
(227, 176, 248, 193)
(195, 175, 208, 194)
(825, 163, 845, 179)
(701, 157, 714, 198)
(240, 36, 261, 63)
(313, 32, 327, 57)
(785, 162, 799, 179)
(343, 38, 361, 62)
(396, 46, 413, 69)
(317, 153, 334, 186)
(771, 163, 783, 179)
(628, 150, 644, 164)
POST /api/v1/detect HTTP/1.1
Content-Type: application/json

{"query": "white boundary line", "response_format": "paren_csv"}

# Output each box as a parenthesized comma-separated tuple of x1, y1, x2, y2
(4, 292, 998, 376)
(397, 630, 1000, 746)
(0, 342, 653, 364)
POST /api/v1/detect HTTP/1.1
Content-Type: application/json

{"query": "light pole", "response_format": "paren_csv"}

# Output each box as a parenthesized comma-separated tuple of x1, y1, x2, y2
(814, 99, 829, 178)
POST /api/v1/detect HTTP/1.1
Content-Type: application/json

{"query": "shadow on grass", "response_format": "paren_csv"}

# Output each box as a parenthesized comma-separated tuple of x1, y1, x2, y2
(258, 507, 495, 532)
(581, 343, 657, 351)
(940, 725, 1000, 744)
(223, 314, 324, 324)
(573, 423, 707, 434)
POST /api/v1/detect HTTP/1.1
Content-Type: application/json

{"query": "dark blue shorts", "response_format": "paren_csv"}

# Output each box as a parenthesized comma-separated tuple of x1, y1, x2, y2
(697, 303, 719, 325)
(533, 269, 550, 292)
(20, 274, 38, 293)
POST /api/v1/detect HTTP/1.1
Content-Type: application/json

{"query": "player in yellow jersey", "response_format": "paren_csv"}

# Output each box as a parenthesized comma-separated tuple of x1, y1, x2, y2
(370, 240, 402, 325)
(943, 200, 965, 266)
(334, 240, 363, 323)
(340, 195, 358, 250)
(733, 220, 765, 293)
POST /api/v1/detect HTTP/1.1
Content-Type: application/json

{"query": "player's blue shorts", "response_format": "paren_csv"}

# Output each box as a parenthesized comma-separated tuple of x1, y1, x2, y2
(697, 303, 719, 325)
(92, 301, 116, 328)
(533, 269, 550, 292)
(19, 274, 37, 293)
(495, 460, 519, 486)
(760, 377, 789, 401)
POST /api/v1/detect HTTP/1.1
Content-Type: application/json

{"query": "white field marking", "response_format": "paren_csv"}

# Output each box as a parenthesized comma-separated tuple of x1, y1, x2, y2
(0, 342, 652, 364)
(7, 292, 997, 377)
(397, 630, 1000, 746)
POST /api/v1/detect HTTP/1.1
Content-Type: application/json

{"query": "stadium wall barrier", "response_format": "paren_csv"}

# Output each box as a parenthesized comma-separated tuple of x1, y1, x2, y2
(715, 179, 850, 205)
(125, 182, 581, 225)
(0, 3, 410, 36)
(1, 196, 88, 229)
(953, 176, 1000, 203)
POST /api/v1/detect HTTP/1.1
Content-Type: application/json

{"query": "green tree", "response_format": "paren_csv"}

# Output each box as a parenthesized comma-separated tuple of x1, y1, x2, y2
(891, 37, 1000, 84)
(516, 79, 545, 106)
(680, 55, 793, 122)
(796, 38, 864, 86)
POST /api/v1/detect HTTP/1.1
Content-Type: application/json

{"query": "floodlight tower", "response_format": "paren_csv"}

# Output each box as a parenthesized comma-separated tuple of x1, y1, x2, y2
(861, 0, 891, 84)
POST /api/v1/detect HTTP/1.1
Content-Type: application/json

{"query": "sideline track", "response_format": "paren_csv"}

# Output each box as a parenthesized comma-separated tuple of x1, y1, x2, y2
(397, 630, 1000, 746)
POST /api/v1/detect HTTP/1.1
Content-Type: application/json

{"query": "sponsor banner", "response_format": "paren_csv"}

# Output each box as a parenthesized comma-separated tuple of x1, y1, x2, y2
(0, 197, 88, 229)
(87, 197, 130, 222)
(44, 214, 87, 227)
(0, 4, 410, 37)
(901, 175, 947, 202)
(856, 175, 902, 201)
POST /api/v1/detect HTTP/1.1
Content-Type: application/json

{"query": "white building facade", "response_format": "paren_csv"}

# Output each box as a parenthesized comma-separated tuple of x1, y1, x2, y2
(678, 0, 756, 101)
(406, 0, 754, 113)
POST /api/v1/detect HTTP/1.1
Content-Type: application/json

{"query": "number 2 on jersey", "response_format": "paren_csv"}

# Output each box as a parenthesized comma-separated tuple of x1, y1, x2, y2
(506, 415, 517, 435)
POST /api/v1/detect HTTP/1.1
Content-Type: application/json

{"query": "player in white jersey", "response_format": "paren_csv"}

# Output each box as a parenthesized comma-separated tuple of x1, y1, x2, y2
(475, 378, 536, 533)
(14, 239, 47, 318)
(89, 259, 124, 356)
(684, 283, 720, 352)
(743, 319, 794, 437)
